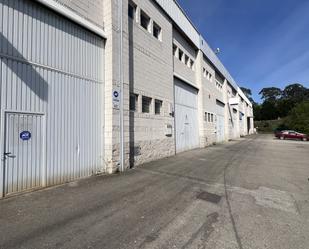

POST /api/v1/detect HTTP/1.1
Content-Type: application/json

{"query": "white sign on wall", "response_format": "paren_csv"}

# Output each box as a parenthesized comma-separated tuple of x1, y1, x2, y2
(112, 88, 120, 110)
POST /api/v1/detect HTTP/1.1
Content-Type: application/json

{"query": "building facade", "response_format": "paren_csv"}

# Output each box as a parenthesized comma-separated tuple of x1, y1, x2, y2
(0, 0, 254, 198)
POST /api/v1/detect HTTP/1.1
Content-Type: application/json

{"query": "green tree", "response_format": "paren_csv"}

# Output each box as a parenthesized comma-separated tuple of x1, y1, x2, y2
(282, 83, 309, 104)
(260, 100, 279, 120)
(285, 101, 309, 134)
(253, 103, 262, 120)
(259, 87, 282, 102)
(276, 98, 294, 118)
(240, 87, 255, 103)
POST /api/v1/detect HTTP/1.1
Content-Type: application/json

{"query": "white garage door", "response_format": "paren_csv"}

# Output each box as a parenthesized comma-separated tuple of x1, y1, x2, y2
(216, 101, 225, 143)
(0, 0, 104, 196)
(175, 79, 199, 153)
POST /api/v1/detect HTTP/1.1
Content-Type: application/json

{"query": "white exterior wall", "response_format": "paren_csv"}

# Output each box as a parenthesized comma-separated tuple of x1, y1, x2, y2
(200, 59, 225, 145)
(174, 79, 199, 153)
(51, 0, 105, 29)
(173, 28, 197, 88)
(0, 0, 105, 197)
(0, 0, 255, 191)
(103, 0, 176, 168)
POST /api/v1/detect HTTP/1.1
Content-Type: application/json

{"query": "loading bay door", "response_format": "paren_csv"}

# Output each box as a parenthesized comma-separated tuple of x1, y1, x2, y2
(3, 113, 44, 196)
(216, 101, 225, 143)
(174, 79, 199, 153)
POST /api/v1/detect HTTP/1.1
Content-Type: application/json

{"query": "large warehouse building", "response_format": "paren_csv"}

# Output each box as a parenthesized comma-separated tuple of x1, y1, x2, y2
(0, 0, 254, 198)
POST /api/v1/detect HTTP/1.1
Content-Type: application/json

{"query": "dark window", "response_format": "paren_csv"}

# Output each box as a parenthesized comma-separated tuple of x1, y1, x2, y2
(178, 49, 184, 61)
(189, 59, 194, 70)
(205, 112, 208, 122)
(142, 96, 152, 113)
(155, 99, 162, 115)
(211, 114, 214, 122)
(128, 2, 136, 19)
(140, 10, 150, 31)
(153, 22, 162, 40)
(173, 44, 177, 57)
(130, 93, 138, 111)
(185, 55, 189, 66)
(208, 113, 211, 122)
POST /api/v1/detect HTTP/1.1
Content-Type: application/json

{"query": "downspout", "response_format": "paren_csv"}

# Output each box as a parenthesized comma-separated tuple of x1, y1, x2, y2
(119, 0, 125, 172)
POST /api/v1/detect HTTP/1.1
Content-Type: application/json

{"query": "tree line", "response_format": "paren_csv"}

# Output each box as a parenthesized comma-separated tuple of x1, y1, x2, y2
(241, 84, 309, 134)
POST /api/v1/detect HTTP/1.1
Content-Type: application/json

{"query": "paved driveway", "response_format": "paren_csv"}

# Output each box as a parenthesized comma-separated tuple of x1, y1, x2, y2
(0, 134, 309, 249)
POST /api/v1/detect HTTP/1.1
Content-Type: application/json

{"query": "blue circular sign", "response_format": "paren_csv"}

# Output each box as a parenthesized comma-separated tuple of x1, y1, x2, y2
(113, 91, 119, 98)
(20, 131, 31, 141)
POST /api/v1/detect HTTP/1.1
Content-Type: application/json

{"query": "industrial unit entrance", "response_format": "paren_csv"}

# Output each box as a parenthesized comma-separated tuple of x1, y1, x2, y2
(0, 0, 105, 197)
(3, 113, 44, 195)
(216, 100, 225, 143)
(174, 79, 199, 153)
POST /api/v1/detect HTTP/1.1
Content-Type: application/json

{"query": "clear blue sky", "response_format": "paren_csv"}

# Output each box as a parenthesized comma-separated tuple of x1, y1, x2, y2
(177, 0, 309, 102)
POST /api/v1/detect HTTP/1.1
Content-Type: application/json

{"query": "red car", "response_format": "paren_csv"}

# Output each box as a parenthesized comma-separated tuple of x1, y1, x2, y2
(275, 130, 308, 141)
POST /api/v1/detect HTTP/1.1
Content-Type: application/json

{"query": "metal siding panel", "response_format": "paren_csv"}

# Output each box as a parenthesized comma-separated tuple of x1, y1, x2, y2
(216, 102, 225, 142)
(3, 113, 43, 195)
(175, 79, 199, 153)
(0, 0, 104, 196)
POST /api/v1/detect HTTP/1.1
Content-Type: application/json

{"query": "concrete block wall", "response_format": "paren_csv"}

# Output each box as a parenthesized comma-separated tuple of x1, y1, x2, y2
(173, 28, 197, 87)
(103, 0, 254, 171)
(200, 59, 226, 145)
(238, 98, 245, 136)
(103, 0, 124, 173)
(225, 83, 238, 140)
(53, 0, 104, 29)
(122, 0, 175, 167)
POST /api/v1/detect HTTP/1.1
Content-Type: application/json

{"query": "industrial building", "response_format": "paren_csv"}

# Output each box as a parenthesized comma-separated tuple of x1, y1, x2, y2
(0, 0, 254, 198)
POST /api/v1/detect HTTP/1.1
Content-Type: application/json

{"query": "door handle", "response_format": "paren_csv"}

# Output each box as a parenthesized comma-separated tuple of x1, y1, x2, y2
(4, 152, 16, 159)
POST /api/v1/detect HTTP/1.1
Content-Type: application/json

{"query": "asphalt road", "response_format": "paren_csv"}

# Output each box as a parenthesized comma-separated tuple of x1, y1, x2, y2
(1, 134, 309, 249)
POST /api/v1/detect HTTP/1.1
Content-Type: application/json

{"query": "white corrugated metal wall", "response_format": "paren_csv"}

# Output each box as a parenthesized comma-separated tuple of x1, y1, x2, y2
(0, 0, 104, 196)
(216, 101, 225, 143)
(174, 78, 199, 153)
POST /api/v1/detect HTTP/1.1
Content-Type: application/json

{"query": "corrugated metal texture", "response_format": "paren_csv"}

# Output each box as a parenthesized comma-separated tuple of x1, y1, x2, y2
(216, 101, 225, 142)
(0, 0, 104, 195)
(174, 79, 199, 153)
(155, 0, 200, 47)
(174, 79, 198, 109)
(46, 74, 104, 185)
(216, 115, 225, 143)
(0, 0, 104, 83)
(4, 113, 44, 196)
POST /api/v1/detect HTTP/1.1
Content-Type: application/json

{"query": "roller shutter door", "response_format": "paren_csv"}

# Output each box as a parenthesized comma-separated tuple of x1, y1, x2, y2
(174, 79, 199, 153)
(216, 101, 225, 143)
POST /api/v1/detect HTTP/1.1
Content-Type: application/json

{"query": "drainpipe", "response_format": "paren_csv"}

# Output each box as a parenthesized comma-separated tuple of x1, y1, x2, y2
(119, 0, 125, 172)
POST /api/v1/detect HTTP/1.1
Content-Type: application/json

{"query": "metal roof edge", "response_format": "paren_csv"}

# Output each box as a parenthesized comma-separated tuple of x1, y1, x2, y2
(154, 0, 200, 47)
(35, 0, 106, 39)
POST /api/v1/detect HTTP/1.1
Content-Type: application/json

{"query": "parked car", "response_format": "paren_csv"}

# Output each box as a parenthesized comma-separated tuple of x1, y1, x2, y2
(275, 130, 308, 141)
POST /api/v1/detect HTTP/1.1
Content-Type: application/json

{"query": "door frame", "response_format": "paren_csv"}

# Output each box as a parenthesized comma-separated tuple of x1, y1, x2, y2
(1, 110, 46, 198)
